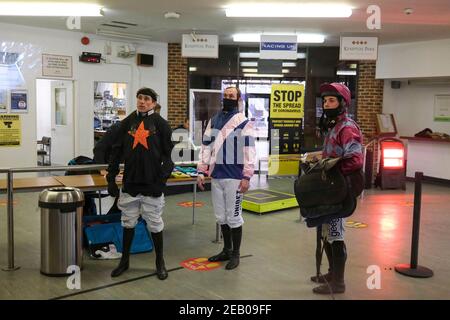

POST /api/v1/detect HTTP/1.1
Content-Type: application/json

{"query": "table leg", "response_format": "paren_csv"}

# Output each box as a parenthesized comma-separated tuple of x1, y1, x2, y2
(98, 190, 102, 215)
(3, 171, 20, 271)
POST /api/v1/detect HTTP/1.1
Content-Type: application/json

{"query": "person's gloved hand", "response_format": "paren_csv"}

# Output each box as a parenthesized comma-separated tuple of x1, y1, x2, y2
(107, 179, 120, 197)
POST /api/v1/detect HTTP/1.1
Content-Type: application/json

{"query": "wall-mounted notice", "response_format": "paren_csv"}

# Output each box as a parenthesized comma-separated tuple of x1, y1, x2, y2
(42, 54, 73, 78)
(434, 95, 450, 121)
(10, 90, 28, 113)
(340, 37, 378, 60)
(182, 34, 219, 58)
(0, 114, 21, 147)
(0, 88, 7, 113)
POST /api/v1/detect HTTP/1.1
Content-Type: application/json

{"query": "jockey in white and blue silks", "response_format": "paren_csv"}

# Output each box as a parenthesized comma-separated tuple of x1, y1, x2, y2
(197, 86, 255, 270)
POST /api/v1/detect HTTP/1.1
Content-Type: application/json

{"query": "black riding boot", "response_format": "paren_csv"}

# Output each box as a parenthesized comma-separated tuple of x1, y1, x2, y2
(151, 231, 168, 280)
(313, 241, 347, 294)
(226, 226, 242, 270)
(208, 224, 232, 262)
(311, 241, 333, 283)
(111, 227, 135, 277)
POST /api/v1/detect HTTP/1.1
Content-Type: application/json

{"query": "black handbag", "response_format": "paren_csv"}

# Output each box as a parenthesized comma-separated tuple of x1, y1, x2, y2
(294, 158, 357, 227)
(295, 157, 347, 208)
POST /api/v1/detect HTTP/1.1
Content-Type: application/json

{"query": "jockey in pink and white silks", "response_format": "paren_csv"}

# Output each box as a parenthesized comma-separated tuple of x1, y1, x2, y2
(197, 86, 255, 270)
(311, 82, 363, 295)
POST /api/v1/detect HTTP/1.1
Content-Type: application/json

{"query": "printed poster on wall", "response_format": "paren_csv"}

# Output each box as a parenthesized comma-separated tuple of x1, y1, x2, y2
(0, 114, 21, 147)
(10, 90, 28, 113)
(0, 89, 7, 113)
(268, 84, 304, 175)
(270, 84, 304, 119)
(42, 54, 73, 78)
(434, 95, 450, 121)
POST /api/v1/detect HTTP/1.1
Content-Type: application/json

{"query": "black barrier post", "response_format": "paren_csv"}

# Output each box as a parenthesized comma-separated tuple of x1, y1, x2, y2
(395, 171, 433, 278)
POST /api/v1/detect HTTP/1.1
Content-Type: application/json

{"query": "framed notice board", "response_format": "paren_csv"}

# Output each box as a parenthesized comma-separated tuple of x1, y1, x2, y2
(376, 113, 397, 136)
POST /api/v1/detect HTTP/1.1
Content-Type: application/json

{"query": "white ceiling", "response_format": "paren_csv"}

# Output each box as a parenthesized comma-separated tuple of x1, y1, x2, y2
(0, 0, 449, 46)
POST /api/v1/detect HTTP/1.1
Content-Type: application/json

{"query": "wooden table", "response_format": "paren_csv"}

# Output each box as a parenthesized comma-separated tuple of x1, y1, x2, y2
(0, 177, 63, 192)
(1, 174, 208, 223)
(0, 173, 210, 271)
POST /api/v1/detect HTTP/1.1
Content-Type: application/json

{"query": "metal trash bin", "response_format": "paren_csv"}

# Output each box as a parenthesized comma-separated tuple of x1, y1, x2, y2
(39, 187, 84, 276)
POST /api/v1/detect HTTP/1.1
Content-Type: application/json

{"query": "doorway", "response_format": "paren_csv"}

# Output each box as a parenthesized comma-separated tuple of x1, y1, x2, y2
(245, 93, 270, 174)
(36, 79, 75, 166)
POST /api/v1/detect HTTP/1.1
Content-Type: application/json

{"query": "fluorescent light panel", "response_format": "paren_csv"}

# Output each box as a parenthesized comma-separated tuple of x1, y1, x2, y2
(0, 2, 103, 16)
(336, 70, 357, 76)
(244, 73, 283, 78)
(242, 68, 289, 73)
(225, 4, 352, 18)
(240, 61, 297, 68)
(242, 68, 258, 73)
(240, 52, 306, 59)
(233, 33, 324, 43)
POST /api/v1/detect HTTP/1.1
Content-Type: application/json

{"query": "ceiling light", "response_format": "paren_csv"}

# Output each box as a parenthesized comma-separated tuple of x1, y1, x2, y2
(240, 62, 258, 67)
(225, 4, 352, 18)
(239, 52, 260, 58)
(244, 73, 284, 78)
(164, 11, 181, 19)
(233, 33, 324, 43)
(0, 2, 103, 16)
(297, 34, 325, 43)
(96, 30, 152, 41)
(282, 69, 289, 74)
(336, 70, 357, 76)
(240, 52, 306, 59)
(240, 62, 298, 68)
(189, 67, 197, 72)
(282, 62, 296, 67)
(242, 68, 258, 73)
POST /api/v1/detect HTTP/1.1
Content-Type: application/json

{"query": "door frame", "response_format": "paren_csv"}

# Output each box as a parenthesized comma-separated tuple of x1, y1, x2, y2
(35, 78, 76, 165)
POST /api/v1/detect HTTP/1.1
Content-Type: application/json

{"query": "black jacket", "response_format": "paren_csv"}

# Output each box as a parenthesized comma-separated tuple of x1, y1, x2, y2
(93, 122, 122, 164)
(107, 111, 174, 197)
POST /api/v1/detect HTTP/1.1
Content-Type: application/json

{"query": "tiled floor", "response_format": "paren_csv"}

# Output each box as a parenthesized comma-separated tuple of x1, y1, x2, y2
(1, 177, 449, 300)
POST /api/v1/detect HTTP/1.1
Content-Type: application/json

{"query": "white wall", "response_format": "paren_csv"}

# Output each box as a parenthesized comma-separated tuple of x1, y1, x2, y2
(382, 82, 450, 137)
(36, 79, 52, 140)
(376, 38, 450, 79)
(0, 22, 168, 168)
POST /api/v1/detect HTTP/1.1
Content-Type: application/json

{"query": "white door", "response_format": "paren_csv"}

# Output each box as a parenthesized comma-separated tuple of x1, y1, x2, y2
(51, 80, 74, 165)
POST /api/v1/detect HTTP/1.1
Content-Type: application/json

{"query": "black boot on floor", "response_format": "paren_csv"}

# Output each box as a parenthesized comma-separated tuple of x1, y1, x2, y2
(151, 231, 168, 280)
(111, 227, 135, 277)
(313, 241, 347, 294)
(311, 241, 333, 283)
(208, 224, 232, 262)
(226, 226, 242, 270)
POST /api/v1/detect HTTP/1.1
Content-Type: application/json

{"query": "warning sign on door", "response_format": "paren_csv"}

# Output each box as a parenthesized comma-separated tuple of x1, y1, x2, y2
(0, 114, 21, 147)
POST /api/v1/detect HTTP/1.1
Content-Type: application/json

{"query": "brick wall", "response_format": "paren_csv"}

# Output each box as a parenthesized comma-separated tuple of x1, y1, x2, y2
(168, 43, 188, 128)
(357, 61, 384, 184)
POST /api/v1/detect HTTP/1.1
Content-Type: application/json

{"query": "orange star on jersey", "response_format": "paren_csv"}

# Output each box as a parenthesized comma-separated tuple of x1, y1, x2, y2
(128, 121, 150, 149)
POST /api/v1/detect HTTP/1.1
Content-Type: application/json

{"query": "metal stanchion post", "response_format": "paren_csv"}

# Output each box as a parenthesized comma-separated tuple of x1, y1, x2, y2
(192, 182, 196, 225)
(212, 223, 222, 243)
(395, 171, 433, 278)
(3, 170, 20, 271)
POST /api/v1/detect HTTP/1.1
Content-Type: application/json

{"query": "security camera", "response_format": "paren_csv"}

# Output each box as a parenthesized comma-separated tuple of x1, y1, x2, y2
(404, 8, 413, 15)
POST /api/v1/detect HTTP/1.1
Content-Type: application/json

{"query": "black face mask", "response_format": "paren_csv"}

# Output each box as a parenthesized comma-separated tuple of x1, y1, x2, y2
(223, 98, 238, 111)
(324, 108, 341, 118)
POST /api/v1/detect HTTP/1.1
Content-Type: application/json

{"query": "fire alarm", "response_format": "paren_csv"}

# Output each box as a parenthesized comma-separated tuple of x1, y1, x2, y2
(81, 36, 90, 45)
